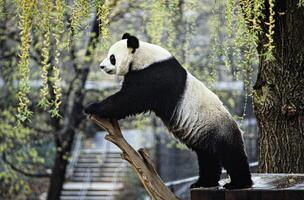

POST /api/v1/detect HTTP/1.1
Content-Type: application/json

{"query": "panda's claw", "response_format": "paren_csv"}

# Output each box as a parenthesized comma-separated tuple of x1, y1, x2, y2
(190, 182, 201, 189)
(84, 102, 100, 115)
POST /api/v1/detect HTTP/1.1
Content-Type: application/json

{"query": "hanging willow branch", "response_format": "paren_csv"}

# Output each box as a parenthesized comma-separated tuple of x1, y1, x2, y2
(264, 0, 275, 60)
(49, 0, 64, 118)
(183, 0, 198, 69)
(96, 0, 110, 39)
(251, 0, 264, 37)
(16, 0, 36, 122)
(70, 0, 91, 32)
(166, 0, 179, 54)
(90, 115, 180, 200)
(68, 0, 91, 47)
(147, 0, 166, 45)
(38, 0, 52, 110)
(0, 0, 4, 18)
(223, 0, 234, 70)
(206, 0, 221, 84)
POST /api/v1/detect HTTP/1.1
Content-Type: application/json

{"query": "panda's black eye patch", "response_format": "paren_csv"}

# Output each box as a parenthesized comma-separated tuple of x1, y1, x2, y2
(110, 54, 116, 65)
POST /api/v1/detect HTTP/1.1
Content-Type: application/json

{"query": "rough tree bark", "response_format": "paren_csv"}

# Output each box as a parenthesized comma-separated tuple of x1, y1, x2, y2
(253, 1, 304, 173)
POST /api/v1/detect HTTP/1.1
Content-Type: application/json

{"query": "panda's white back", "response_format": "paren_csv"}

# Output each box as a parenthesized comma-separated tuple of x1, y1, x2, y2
(169, 71, 233, 147)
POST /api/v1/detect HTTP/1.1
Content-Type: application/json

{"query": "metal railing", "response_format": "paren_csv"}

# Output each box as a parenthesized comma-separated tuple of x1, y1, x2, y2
(78, 134, 110, 200)
(79, 168, 92, 200)
(100, 137, 110, 167)
(107, 161, 128, 200)
(66, 133, 82, 179)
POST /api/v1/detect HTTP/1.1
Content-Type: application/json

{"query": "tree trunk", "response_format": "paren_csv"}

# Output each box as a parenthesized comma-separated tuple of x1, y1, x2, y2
(46, 18, 98, 200)
(253, 1, 304, 173)
(47, 134, 74, 200)
(46, 67, 89, 200)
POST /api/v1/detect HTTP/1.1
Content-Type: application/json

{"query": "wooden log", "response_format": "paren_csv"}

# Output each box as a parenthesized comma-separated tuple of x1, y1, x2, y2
(90, 115, 180, 200)
(191, 173, 304, 200)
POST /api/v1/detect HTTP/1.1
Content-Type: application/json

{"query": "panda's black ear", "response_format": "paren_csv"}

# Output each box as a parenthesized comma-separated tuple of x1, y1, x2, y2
(127, 36, 139, 53)
(122, 33, 131, 40)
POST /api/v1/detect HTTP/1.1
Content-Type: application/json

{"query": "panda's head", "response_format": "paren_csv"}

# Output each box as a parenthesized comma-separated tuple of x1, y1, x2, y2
(99, 33, 171, 76)
(99, 33, 139, 76)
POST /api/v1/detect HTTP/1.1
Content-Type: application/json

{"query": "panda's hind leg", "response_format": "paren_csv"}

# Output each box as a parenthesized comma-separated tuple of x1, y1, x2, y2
(190, 149, 221, 188)
(219, 134, 252, 189)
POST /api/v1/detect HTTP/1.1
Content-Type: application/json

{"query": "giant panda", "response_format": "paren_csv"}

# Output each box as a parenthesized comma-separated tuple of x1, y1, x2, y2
(85, 33, 253, 189)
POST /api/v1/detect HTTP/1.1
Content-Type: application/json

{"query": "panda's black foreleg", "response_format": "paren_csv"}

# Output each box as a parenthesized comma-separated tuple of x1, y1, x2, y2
(84, 91, 148, 120)
(219, 140, 252, 189)
(190, 149, 221, 188)
(84, 92, 126, 119)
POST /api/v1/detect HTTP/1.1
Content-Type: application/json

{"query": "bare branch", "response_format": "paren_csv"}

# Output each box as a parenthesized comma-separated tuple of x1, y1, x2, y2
(90, 115, 180, 200)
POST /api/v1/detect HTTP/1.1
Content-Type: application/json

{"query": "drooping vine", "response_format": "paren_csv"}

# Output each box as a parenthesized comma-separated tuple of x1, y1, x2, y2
(232, 3, 244, 79)
(298, 0, 304, 7)
(183, 0, 198, 68)
(70, 0, 91, 32)
(146, 0, 166, 45)
(49, 0, 65, 118)
(237, 2, 257, 123)
(38, 0, 52, 110)
(206, 0, 221, 84)
(264, 0, 275, 60)
(0, 0, 4, 18)
(166, 0, 179, 55)
(96, 0, 110, 39)
(225, 0, 235, 38)
(69, 0, 91, 45)
(53, 0, 65, 53)
(49, 66, 62, 118)
(251, 0, 265, 38)
(16, 0, 36, 122)
(223, 0, 235, 70)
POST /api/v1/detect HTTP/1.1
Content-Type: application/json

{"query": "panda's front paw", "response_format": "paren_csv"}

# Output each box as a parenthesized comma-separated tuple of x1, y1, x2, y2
(84, 102, 101, 116)
(190, 179, 219, 189)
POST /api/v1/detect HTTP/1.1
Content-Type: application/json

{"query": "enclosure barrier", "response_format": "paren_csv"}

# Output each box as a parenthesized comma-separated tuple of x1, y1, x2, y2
(191, 173, 304, 200)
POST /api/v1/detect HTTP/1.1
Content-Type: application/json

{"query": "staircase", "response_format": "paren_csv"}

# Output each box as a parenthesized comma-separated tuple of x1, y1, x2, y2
(60, 133, 128, 200)
(60, 129, 154, 200)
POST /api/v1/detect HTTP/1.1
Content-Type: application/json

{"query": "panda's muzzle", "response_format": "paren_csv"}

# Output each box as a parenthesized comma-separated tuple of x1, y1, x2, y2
(99, 65, 114, 74)
(104, 69, 115, 74)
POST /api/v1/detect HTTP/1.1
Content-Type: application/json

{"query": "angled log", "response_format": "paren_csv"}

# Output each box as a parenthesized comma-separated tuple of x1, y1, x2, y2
(90, 115, 180, 200)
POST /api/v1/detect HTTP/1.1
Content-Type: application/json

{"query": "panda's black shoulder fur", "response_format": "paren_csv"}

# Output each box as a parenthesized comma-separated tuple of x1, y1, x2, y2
(84, 57, 187, 121)
(118, 57, 187, 121)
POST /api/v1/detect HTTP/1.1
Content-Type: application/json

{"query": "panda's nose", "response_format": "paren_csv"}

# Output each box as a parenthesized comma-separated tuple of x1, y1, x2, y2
(100, 65, 105, 69)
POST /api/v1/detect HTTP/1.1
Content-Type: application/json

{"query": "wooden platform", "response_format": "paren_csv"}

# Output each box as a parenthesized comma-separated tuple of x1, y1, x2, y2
(191, 173, 304, 200)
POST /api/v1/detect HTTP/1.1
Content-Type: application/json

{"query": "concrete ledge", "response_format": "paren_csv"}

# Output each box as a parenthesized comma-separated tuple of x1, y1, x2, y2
(191, 173, 304, 200)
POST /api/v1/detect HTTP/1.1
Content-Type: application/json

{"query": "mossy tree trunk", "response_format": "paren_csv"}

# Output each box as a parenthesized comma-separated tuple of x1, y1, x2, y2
(253, 1, 304, 173)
